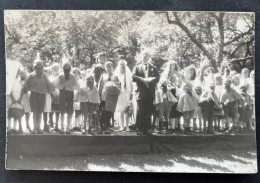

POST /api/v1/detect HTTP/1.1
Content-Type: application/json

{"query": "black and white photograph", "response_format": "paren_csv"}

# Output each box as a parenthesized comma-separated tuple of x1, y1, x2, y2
(4, 10, 257, 173)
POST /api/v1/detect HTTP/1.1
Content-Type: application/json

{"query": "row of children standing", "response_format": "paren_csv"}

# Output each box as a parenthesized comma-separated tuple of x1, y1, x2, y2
(157, 61, 255, 135)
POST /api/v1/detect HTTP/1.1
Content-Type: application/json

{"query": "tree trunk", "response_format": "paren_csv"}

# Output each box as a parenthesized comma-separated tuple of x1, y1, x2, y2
(163, 12, 218, 71)
(215, 13, 225, 67)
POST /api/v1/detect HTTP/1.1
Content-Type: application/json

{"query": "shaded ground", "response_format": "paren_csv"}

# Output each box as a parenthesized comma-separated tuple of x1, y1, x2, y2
(6, 150, 257, 173)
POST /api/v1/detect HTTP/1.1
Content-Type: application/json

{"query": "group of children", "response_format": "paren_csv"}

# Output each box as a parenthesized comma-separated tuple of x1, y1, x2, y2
(154, 64, 255, 135)
(7, 58, 255, 136)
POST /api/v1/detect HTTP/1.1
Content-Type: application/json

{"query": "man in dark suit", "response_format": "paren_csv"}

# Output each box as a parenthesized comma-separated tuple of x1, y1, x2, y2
(132, 50, 159, 135)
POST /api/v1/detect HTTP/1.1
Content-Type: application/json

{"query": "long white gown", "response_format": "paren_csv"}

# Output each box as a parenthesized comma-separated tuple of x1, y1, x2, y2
(115, 74, 131, 113)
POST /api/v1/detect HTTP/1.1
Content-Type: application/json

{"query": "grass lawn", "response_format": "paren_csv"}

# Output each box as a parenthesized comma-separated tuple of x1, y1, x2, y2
(6, 150, 257, 173)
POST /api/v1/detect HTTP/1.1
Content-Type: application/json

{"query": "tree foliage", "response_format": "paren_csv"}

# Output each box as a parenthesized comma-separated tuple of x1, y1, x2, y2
(5, 11, 254, 72)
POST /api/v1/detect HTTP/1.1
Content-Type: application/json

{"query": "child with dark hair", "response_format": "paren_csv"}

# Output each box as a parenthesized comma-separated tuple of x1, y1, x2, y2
(53, 62, 80, 134)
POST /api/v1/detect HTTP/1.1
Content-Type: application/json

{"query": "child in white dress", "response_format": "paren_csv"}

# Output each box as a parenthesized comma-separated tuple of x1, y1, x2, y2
(8, 67, 29, 134)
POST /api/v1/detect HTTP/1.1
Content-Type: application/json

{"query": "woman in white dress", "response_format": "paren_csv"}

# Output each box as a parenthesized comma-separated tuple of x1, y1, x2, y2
(114, 60, 133, 131)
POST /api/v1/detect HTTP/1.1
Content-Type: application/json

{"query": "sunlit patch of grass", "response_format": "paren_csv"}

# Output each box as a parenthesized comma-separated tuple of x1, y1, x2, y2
(6, 150, 257, 173)
(168, 160, 210, 173)
(87, 163, 119, 171)
(119, 163, 144, 172)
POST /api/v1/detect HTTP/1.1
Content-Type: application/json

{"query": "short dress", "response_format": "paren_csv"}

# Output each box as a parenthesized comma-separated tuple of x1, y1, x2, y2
(115, 75, 131, 113)
(177, 92, 197, 120)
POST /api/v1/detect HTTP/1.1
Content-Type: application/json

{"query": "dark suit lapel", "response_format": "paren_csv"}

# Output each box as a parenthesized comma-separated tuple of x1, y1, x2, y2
(147, 63, 151, 77)
(139, 64, 145, 78)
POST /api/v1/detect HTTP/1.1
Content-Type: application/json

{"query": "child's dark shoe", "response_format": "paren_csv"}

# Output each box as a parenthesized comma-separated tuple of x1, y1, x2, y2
(88, 128, 93, 136)
(7, 129, 14, 135)
(59, 129, 65, 134)
(53, 127, 60, 132)
(31, 129, 37, 134)
(43, 126, 51, 132)
(18, 129, 23, 134)
(37, 129, 44, 134)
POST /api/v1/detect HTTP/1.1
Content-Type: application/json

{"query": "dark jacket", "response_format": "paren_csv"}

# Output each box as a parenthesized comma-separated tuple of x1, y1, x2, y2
(132, 62, 159, 100)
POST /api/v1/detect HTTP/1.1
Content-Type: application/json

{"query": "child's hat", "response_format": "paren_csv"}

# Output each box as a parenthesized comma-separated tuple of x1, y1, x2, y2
(33, 60, 44, 68)
(63, 62, 71, 70)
